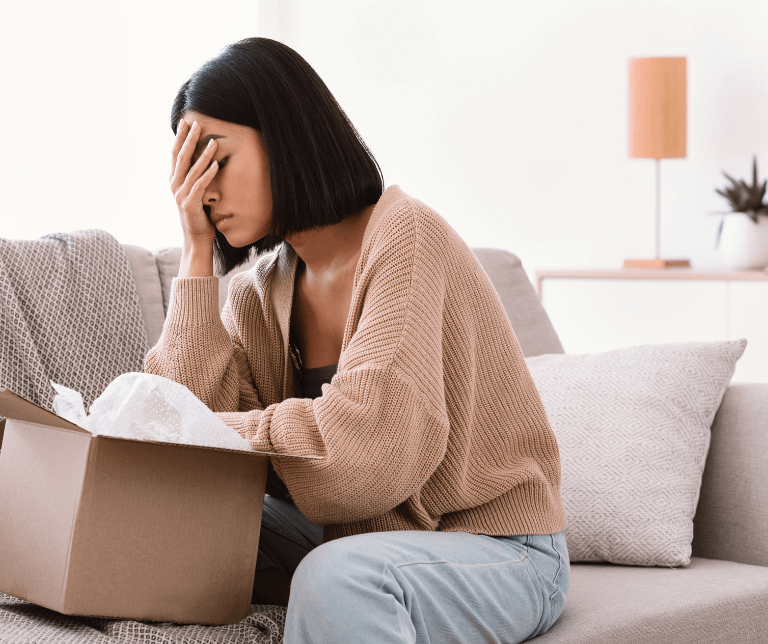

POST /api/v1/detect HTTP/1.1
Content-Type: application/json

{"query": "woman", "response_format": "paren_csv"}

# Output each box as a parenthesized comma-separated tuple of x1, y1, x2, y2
(145, 37, 569, 643)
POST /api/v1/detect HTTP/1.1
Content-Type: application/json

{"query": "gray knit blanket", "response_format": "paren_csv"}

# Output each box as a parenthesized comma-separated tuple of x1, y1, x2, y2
(0, 593, 286, 644)
(0, 230, 287, 643)
(0, 229, 147, 413)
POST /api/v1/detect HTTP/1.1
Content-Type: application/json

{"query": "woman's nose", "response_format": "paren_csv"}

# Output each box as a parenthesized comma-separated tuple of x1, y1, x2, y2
(204, 187, 218, 204)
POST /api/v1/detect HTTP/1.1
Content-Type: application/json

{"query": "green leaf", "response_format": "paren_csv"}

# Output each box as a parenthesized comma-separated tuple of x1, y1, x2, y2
(723, 170, 740, 188)
(715, 216, 725, 249)
(715, 157, 768, 213)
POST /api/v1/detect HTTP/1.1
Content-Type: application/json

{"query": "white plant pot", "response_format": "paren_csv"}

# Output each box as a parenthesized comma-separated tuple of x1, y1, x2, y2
(719, 214, 768, 270)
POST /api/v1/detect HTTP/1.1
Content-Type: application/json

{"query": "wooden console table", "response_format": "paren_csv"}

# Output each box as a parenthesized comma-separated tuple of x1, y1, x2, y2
(534, 268, 768, 382)
(535, 268, 768, 299)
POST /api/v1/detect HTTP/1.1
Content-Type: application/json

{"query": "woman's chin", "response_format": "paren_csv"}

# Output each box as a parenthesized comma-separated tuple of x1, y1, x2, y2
(222, 230, 258, 249)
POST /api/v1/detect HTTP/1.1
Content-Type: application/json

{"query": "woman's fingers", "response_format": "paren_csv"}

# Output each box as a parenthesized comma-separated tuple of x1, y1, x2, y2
(177, 156, 219, 242)
(171, 120, 204, 190)
(188, 158, 219, 202)
(171, 119, 187, 172)
(170, 119, 188, 178)
(169, 119, 220, 243)
(189, 138, 218, 177)
(176, 140, 218, 202)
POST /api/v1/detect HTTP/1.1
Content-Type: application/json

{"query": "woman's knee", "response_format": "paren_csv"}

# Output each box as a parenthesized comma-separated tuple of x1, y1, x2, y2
(286, 537, 415, 644)
(290, 536, 373, 603)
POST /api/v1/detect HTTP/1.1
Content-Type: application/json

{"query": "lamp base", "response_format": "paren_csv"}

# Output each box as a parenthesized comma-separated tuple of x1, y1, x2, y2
(623, 258, 691, 268)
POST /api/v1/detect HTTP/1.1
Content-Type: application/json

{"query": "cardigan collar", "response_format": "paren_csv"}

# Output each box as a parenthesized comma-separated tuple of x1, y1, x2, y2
(270, 184, 408, 398)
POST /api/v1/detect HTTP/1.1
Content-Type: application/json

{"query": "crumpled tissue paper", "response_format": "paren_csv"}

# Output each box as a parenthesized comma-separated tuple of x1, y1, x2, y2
(51, 372, 253, 452)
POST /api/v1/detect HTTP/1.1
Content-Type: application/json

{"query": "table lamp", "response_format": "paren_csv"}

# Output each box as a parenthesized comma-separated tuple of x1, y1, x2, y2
(625, 57, 690, 268)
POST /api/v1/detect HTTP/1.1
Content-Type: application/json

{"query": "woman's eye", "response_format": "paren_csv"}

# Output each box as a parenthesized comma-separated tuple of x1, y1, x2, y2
(206, 156, 227, 171)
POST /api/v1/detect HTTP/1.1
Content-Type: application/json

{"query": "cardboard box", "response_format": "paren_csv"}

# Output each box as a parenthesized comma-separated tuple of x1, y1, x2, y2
(0, 387, 319, 625)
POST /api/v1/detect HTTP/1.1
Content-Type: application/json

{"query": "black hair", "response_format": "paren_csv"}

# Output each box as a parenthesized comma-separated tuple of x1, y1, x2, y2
(171, 37, 384, 276)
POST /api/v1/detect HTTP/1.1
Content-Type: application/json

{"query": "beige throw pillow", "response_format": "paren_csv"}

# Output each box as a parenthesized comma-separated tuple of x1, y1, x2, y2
(525, 339, 747, 567)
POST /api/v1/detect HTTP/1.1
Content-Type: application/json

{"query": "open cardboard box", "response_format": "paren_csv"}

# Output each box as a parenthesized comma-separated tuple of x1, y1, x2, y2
(0, 387, 320, 625)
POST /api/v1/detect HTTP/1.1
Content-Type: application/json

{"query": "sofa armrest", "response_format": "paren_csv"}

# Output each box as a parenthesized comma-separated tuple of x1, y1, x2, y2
(692, 383, 768, 567)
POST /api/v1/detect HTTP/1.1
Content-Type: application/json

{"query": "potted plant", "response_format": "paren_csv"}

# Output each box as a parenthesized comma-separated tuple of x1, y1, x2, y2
(713, 155, 768, 270)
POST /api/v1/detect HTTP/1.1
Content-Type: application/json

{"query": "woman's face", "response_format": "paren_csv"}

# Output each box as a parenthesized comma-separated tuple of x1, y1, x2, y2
(179, 111, 272, 248)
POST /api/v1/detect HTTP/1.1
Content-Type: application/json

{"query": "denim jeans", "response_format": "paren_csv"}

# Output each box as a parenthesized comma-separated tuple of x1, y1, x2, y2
(255, 495, 569, 644)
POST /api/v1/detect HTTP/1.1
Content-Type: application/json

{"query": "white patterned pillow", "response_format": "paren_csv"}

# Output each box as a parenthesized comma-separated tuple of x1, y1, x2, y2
(525, 340, 747, 567)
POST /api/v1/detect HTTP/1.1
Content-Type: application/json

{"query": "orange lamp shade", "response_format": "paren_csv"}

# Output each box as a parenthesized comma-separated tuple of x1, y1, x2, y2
(629, 57, 687, 159)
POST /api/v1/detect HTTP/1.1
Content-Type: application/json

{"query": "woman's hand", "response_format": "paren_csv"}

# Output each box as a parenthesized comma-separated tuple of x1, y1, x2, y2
(170, 119, 220, 247)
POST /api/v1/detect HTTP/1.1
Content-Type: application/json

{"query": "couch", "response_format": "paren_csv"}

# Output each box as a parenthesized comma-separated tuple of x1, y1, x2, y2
(4, 242, 768, 643)
(119, 242, 768, 643)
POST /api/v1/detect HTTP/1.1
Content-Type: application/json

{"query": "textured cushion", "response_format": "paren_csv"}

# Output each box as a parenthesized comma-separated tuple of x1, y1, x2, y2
(526, 340, 747, 567)
(692, 383, 768, 568)
(535, 557, 768, 643)
(472, 248, 564, 357)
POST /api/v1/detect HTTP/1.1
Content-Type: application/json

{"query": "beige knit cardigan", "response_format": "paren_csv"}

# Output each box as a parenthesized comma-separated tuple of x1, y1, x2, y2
(144, 185, 567, 542)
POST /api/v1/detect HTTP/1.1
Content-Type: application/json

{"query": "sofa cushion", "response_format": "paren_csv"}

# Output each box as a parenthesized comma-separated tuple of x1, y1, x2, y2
(152, 247, 261, 319)
(526, 340, 746, 567)
(149, 246, 565, 359)
(471, 248, 564, 357)
(153, 247, 183, 318)
(122, 244, 165, 348)
(692, 383, 768, 568)
(534, 557, 768, 643)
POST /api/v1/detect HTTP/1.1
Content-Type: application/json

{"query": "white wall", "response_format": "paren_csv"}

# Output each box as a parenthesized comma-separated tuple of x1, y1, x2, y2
(3, 0, 768, 283)
(285, 0, 768, 280)
(0, 0, 259, 251)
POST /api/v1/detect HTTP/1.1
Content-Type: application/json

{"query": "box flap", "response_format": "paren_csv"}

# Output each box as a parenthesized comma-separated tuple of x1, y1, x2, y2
(80, 435, 323, 460)
(0, 388, 89, 433)
(0, 389, 322, 459)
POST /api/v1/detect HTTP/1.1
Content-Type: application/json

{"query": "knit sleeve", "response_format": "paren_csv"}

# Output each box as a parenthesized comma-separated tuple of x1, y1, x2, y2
(143, 276, 265, 423)
(215, 203, 453, 524)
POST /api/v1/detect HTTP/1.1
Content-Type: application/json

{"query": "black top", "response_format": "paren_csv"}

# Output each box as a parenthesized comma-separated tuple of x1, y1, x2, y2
(294, 363, 339, 399)
(264, 360, 338, 503)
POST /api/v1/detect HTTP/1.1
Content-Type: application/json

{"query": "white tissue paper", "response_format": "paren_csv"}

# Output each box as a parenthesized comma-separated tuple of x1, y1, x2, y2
(50, 373, 253, 452)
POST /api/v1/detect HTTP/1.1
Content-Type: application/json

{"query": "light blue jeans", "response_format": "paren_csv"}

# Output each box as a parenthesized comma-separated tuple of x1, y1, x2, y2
(255, 495, 569, 644)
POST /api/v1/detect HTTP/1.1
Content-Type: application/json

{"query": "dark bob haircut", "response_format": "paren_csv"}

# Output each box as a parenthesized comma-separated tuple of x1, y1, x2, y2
(171, 37, 384, 276)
